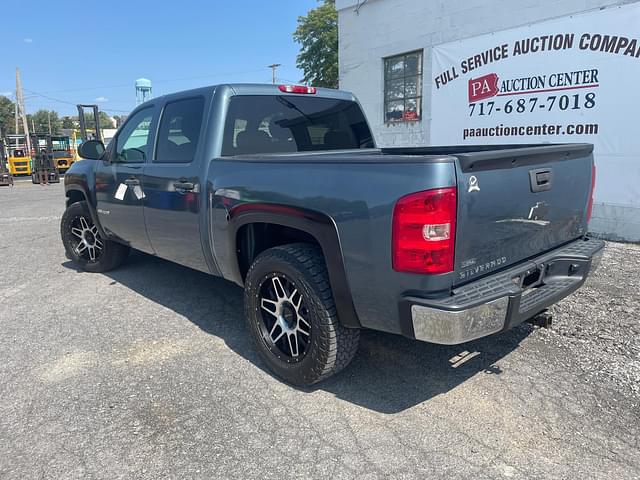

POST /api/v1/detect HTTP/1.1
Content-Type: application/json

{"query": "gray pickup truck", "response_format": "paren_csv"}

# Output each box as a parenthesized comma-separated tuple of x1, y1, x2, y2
(61, 83, 603, 385)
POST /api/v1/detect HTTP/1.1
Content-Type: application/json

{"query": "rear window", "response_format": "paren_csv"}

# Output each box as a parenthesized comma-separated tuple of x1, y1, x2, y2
(221, 95, 374, 156)
(155, 97, 205, 163)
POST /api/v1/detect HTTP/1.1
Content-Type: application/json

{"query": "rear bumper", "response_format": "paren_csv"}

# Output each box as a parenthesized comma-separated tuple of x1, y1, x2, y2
(405, 237, 604, 345)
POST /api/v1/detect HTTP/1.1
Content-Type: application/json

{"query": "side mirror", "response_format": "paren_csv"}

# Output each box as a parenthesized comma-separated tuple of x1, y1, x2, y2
(78, 140, 105, 160)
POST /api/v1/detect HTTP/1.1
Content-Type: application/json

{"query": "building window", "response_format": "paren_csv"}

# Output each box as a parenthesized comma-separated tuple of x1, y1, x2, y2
(384, 50, 423, 123)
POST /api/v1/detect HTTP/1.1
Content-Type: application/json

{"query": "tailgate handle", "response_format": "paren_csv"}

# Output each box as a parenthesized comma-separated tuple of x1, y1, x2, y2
(529, 168, 553, 192)
(173, 180, 195, 192)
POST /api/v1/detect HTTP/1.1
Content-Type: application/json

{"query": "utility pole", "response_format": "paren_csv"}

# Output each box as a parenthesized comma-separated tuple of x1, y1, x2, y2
(267, 63, 281, 84)
(47, 111, 51, 134)
(15, 67, 31, 153)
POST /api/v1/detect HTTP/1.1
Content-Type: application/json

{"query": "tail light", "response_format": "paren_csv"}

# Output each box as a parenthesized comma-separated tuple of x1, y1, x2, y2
(278, 85, 317, 94)
(586, 164, 596, 223)
(392, 187, 457, 274)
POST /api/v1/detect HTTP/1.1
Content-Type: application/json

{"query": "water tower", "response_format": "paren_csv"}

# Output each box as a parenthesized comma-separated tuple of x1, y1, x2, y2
(135, 78, 152, 105)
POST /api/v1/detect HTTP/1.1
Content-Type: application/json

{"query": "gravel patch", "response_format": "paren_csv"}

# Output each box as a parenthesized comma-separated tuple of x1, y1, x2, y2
(543, 241, 640, 400)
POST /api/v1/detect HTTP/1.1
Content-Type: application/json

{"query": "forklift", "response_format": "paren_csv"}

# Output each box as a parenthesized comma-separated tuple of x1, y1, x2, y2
(4, 134, 32, 175)
(77, 104, 103, 144)
(0, 138, 14, 186)
(50, 135, 75, 173)
(30, 134, 60, 184)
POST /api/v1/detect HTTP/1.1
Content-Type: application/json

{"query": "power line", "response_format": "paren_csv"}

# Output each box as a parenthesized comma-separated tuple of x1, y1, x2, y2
(153, 67, 267, 85)
(23, 88, 78, 106)
(20, 65, 294, 115)
(28, 67, 268, 95)
(267, 64, 281, 84)
(26, 83, 131, 95)
(22, 89, 131, 113)
(278, 78, 303, 85)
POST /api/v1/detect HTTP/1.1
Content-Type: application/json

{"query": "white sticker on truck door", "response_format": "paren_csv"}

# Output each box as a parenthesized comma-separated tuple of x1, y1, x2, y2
(114, 183, 127, 201)
(132, 185, 145, 200)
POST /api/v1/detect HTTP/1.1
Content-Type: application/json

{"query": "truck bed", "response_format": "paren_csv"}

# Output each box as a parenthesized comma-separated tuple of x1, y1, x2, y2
(218, 143, 594, 288)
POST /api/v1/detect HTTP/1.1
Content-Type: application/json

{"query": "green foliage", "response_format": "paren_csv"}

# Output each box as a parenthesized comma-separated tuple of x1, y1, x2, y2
(61, 116, 76, 129)
(293, 0, 338, 89)
(99, 111, 114, 129)
(0, 96, 16, 136)
(28, 110, 62, 134)
(81, 111, 114, 129)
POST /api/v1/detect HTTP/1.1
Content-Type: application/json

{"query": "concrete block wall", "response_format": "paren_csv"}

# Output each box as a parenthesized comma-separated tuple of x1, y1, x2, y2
(337, 0, 637, 147)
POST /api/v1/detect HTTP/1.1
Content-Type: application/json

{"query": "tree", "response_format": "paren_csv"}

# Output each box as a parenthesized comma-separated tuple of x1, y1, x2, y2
(80, 111, 114, 129)
(0, 96, 16, 136)
(29, 109, 62, 134)
(293, 0, 338, 88)
(99, 112, 114, 129)
(61, 116, 76, 129)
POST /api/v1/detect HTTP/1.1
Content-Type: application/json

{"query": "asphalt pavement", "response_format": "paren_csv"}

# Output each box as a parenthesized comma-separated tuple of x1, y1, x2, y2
(1, 181, 639, 479)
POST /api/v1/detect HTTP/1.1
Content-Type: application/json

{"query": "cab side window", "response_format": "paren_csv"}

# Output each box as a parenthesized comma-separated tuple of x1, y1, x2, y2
(155, 97, 205, 163)
(115, 108, 153, 163)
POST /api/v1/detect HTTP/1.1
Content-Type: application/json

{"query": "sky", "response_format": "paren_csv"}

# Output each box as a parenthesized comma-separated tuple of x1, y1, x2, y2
(1, 0, 319, 116)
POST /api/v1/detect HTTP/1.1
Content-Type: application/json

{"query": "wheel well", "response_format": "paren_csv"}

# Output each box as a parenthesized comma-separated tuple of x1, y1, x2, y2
(236, 223, 320, 280)
(66, 189, 86, 207)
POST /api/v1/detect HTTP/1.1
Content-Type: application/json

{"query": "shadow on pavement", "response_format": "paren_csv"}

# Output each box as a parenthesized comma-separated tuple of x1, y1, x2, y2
(64, 250, 532, 414)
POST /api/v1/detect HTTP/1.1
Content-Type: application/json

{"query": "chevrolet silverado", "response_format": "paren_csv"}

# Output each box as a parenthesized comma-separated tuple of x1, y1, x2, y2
(61, 83, 603, 385)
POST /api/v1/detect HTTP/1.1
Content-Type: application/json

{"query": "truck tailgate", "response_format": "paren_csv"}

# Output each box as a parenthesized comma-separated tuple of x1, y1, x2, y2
(453, 144, 594, 286)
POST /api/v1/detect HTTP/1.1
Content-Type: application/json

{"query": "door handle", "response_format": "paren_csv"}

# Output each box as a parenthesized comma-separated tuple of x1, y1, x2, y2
(124, 177, 140, 186)
(173, 181, 195, 191)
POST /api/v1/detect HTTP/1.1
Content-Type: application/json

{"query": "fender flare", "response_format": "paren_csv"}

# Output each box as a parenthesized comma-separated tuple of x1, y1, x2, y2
(64, 185, 107, 239)
(228, 204, 361, 329)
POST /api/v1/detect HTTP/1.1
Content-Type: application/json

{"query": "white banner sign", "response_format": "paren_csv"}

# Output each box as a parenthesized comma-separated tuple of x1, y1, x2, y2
(430, 3, 640, 221)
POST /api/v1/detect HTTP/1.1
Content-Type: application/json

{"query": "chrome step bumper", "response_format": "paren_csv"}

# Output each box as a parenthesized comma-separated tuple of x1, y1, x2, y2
(407, 237, 604, 345)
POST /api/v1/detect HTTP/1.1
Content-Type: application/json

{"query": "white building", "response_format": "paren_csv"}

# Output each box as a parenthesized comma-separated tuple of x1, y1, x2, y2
(337, 0, 640, 241)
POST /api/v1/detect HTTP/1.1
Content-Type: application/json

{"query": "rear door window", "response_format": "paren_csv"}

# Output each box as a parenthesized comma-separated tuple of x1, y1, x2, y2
(221, 95, 374, 156)
(155, 97, 205, 163)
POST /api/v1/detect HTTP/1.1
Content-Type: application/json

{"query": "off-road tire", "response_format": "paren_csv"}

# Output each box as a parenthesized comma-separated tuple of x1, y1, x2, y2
(60, 201, 130, 273)
(244, 243, 360, 386)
